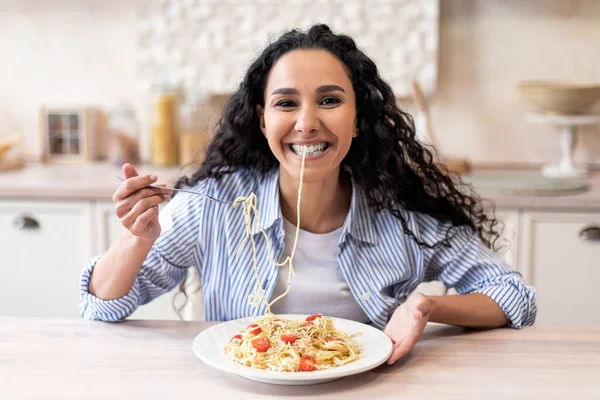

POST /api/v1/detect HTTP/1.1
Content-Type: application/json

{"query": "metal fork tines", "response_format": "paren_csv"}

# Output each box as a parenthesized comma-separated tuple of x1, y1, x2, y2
(114, 177, 233, 204)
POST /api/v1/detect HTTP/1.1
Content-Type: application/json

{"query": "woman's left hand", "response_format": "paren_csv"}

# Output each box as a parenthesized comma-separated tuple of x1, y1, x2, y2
(384, 292, 431, 364)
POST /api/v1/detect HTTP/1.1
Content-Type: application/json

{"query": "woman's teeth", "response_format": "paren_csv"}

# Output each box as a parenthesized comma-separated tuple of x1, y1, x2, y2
(290, 143, 328, 156)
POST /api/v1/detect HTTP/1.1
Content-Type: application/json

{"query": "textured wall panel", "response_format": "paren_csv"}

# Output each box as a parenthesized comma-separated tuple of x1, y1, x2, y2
(138, 0, 439, 97)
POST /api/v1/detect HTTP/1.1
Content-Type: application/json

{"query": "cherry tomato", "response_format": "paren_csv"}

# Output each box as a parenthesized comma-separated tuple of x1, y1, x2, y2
(324, 336, 343, 342)
(299, 355, 317, 371)
(280, 334, 297, 345)
(251, 337, 270, 352)
(230, 334, 242, 343)
(301, 321, 313, 327)
(246, 324, 262, 335)
(305, 313, 322, 322)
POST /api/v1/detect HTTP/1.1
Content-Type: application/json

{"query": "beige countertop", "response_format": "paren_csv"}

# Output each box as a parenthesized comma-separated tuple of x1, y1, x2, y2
(0, 162, 599, 211)
(0, 162, 187, 201)
(1, 317, 599, 400)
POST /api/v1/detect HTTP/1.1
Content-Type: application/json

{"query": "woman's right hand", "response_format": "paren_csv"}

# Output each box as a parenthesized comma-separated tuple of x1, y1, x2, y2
(113, 163, 172, 242)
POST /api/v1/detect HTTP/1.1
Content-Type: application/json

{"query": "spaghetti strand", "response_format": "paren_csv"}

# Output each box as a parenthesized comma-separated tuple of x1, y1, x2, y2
(231, 153, 306, 314)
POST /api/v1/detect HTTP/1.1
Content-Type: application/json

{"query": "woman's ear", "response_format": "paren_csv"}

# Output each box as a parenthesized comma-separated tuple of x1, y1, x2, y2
(256, 105, 266, 135)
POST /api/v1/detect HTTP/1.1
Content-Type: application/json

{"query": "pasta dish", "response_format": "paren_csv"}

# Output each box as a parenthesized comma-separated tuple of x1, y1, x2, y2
(224, 313, 362, 372)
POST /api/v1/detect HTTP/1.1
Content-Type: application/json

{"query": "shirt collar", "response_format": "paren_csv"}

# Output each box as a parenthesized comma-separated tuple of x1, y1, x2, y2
(340, 175, 378, 246)
(250, 168, 378, 246)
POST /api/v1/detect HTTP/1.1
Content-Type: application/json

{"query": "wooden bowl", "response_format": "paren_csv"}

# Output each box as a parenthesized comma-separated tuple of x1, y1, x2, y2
(517, 81, 600, 115)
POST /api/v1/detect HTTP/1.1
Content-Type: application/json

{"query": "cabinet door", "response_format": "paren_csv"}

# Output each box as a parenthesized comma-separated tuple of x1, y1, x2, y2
(95, 201, 202, 320)
(0, 200, 93, 318)
(519, 212, 600, 328)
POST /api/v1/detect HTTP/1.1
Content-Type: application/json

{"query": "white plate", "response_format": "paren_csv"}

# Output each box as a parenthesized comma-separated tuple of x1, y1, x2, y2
(192, 314, 393, 385)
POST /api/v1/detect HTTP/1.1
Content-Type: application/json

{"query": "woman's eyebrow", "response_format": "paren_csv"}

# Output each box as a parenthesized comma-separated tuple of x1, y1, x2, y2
(271, 85, 346, 96)
(271, 87, 298, 95)
(316, 85, 345, 93)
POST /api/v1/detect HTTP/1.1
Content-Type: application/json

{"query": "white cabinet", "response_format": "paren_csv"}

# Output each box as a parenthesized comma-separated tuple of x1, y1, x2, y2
(95, 201, 201, 321)
(0, 200, 93, 318)
(519, 212, 600, 328)
(0, 199, 200, 321)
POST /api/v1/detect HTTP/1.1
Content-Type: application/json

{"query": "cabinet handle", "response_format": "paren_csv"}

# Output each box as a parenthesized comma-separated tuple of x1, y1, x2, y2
(13, 214, 40, 230)
(579, 225, 600, 242)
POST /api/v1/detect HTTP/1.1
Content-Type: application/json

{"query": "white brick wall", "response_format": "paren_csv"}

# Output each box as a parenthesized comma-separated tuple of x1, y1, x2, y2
(138, 0, 439, 97)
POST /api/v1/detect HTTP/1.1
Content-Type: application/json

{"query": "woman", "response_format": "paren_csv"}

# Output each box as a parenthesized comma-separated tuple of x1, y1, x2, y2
(80, 24, 536, 365)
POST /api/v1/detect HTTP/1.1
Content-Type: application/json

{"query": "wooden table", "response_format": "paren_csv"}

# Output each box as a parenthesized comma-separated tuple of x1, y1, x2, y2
(1, 318, 599, 399)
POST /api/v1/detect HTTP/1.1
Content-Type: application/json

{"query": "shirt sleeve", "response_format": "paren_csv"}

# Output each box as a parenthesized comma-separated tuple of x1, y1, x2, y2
(424, 222, 537, 328)
(79, 191, 205, 321)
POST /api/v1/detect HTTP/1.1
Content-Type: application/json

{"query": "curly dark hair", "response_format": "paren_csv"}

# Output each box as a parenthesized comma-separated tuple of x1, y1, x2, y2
(176, 23, 503, 253)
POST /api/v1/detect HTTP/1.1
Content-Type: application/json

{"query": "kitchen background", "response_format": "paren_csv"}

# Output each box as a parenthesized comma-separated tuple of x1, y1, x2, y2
(1, 0, 599, 327)
(2, 0, 600, 165)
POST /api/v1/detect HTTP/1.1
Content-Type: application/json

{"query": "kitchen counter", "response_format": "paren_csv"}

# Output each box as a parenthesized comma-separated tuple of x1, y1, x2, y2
(0, 162, 599, 211)
(0, 162, 188, 200)
(1, 317, 599, 400)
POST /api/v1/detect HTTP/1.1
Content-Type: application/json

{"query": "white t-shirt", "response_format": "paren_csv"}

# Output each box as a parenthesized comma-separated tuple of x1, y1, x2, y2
(269, 218, 370, 323)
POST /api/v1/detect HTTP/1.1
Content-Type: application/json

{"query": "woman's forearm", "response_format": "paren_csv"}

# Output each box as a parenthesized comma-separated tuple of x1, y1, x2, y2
(88, 230, 155, 300)
(427, 293, 509, 328)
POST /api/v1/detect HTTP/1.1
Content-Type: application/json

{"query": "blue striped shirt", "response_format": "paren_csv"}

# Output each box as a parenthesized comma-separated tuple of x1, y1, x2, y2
(80, 168, 537, 330)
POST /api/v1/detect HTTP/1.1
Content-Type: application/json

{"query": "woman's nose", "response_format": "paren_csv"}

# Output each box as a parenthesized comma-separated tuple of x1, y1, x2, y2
(294, 106, 320, 135)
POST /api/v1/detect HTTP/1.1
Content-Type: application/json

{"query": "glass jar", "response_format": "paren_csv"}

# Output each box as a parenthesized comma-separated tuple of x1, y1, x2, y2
(179, 93, 211, 167)
(150, 85, 180, 166)
(107, 102, 140, 166)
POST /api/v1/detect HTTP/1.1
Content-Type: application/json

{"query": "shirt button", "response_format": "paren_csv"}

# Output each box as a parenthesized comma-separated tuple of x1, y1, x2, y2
(360, 292, 371, 301)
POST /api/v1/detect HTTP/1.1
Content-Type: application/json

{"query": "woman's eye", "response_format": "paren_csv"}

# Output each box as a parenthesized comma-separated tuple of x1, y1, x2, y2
(320, 97, 341, 106)
(275, 100, 296, 108)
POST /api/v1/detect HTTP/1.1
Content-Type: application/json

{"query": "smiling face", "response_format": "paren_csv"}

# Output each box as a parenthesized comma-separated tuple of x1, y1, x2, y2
(258, 49, 357, 184)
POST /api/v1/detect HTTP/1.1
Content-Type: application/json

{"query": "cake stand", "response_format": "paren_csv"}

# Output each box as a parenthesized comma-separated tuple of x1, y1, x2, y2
(525, 112, 600, 178)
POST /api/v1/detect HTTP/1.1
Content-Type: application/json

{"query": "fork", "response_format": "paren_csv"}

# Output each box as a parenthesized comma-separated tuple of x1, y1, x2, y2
(114, 176, 233, 204)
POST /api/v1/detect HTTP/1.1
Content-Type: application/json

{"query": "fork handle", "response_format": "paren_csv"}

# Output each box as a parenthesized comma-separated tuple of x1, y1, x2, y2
(115, 176, 231, 204)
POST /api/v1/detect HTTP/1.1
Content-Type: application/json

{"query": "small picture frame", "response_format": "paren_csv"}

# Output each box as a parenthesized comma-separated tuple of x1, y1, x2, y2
(39, 107, 95, 163)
